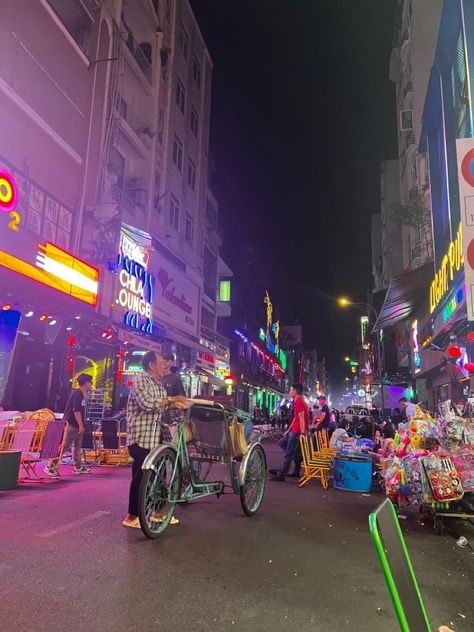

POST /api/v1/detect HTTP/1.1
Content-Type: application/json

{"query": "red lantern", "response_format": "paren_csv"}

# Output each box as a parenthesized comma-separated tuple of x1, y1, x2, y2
(468, 332, 474, 343)
(464, 362, 474, 373)
(448, 345, 462, 358)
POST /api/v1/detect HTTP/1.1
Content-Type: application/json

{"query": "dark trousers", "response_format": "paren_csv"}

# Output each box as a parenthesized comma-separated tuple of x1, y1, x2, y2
(128, 443, 150, 517)
(278, 432, 302, 476)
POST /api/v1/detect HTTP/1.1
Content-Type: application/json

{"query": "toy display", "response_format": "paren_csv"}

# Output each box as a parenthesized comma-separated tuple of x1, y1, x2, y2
(380, 400, 473, 533)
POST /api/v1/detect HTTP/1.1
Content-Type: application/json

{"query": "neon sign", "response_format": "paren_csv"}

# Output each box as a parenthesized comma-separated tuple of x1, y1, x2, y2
(411, 319, 421, 371)
(360, 316, 369, 349)
(430, 223, 463, 313)
(115, 250, 154, 334)
(0, 169, 18, 213)
(0, 242, 99, 305)
(0, 169, 21, 232)
(442, 285, 465, 323)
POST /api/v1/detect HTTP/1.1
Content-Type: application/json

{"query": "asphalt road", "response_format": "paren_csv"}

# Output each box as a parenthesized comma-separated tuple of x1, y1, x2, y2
(1, 442, 473, 632)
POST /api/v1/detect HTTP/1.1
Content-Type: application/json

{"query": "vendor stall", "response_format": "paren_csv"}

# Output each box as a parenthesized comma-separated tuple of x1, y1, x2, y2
(379, 401, 474, 534)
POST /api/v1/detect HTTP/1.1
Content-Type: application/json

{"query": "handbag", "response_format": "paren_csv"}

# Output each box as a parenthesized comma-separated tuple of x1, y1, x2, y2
(228, 415, 248, 458)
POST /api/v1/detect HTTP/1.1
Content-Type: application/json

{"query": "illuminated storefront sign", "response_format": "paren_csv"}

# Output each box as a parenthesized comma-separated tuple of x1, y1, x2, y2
(214, 361, 230, 380)
(360, 316, 369, 349)
(279, 349, 287, 371)
(0, 241, 99, 306)
(0, 169, 18, 213)
(115, 250, 154, 334)
(411, 320, 421, 372)
(442, 285, 465, 323)
(430, 222, 463, 313)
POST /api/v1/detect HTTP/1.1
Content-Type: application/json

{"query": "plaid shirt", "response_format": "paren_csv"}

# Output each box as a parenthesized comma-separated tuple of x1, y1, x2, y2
(127, 371, 167, 449)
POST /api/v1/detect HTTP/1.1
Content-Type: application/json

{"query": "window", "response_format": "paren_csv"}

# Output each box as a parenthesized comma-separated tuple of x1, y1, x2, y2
(190, 107, 199, 138)
(158, 109, 165, 144)
(108, 147, 125, 190)
(179, 23, 189, 61)
(187, 159, 196, 191)
(203, 246, 217, 298)
(176, 78, 186, 115)
(172, 134, 183, 171)
(169, 196, 180, 230)
(206, 198, 218, 227)
(153, 170, 161, 213)
(451, 30, 471, 137)
(219, 280, 231, 302)
(165, 0, 172, 23)
(185, 215, 193, 245)
(117, 96, 127, 120)
(46, 0, 92, 55)
(193, 56, 201, 88)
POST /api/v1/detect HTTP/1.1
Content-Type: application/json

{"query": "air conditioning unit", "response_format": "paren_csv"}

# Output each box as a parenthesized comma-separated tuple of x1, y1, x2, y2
(400, 109, 413, 131)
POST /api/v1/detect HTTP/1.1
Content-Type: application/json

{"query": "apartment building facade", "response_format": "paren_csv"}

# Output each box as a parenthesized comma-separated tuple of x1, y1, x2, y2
(0, 0, 228, 409)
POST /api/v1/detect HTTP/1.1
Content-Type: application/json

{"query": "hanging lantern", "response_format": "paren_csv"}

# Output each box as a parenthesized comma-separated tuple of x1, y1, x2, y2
(468, 332, 474, 343)
(464, 362, 474, 373)
(448, 345, 462, 358)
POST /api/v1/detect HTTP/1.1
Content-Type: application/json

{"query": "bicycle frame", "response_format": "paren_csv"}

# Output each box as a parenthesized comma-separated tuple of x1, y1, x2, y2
(142, 403, 243, 503)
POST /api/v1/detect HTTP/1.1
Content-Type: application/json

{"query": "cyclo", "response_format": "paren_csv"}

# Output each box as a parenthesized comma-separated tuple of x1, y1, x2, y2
(137, 400, 267, 539)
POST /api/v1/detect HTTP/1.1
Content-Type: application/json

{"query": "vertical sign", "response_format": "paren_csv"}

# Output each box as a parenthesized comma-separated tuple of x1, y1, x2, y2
(457, 138, 474, 320)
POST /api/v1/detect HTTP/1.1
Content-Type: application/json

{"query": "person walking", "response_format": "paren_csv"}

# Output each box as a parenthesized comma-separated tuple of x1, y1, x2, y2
(123, 350, 187, 529)
(46, 373, 93, 477)
(270, 383, 309, 482)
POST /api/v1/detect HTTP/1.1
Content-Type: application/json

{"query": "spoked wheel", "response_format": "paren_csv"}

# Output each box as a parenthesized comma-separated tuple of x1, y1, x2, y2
(138, 448, 180, 539)
(240, 444, 267, 516)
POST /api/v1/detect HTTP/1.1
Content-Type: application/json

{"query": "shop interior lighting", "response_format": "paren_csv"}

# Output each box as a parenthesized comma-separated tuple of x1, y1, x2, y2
(49, 319, 57, 326)
(66, 326, 72, 331)
(39, 314, 47, 321)
(2, 304, 12, 310)
(74, 315, 81, 320)
(25, 310, 34, 317)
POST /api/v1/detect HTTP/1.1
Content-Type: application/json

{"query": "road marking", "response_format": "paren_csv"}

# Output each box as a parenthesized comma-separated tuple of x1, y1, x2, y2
(39, 510, 110, 538)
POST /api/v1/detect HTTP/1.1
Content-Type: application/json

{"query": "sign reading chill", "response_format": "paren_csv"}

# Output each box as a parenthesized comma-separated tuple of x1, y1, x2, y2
(116, 250, 154, 334)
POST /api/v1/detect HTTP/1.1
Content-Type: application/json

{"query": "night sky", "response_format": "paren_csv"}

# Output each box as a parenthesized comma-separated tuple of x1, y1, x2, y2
(191, 0, 398, 383)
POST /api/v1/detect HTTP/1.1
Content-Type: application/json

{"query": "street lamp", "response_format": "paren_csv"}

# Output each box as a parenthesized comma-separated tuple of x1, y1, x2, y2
(338, 297, 378, 321)
(344, 356, 350, 362)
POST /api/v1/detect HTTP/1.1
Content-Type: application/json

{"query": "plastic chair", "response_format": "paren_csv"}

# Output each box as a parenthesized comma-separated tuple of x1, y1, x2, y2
(21, 420, 66, 481)
(10, 420, 37, 455)
(298, 435, 331, 489)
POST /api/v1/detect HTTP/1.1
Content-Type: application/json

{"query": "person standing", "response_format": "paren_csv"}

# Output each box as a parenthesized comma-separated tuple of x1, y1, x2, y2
(123, 351, 186, 529)
(399, 397, 417, 421)
(46, 373, 93, 477)
(161, 352, 186, 396)
(314, 395, 331, 431)
(270, 383, 309, 482)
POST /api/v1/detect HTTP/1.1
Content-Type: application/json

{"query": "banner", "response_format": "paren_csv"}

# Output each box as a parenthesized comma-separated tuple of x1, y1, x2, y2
(457, 138, 474, 320)
(149, 249, 200, 337)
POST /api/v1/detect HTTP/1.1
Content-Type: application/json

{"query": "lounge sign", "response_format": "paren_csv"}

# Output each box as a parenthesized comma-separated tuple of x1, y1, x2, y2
(429, 222, 463, 313)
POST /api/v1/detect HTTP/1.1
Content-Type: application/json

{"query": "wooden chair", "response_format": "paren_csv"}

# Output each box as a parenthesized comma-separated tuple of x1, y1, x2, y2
(20, 420, 66, 481)
(298, 435, 331, 489)
(26, 409, 55, 452)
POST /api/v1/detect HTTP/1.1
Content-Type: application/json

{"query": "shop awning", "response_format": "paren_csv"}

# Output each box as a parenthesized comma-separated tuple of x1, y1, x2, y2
(372, 263, 433, 331)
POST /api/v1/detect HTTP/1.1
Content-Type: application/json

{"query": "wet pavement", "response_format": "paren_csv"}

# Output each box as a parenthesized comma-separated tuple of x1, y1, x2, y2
(1, 442, 473, 632)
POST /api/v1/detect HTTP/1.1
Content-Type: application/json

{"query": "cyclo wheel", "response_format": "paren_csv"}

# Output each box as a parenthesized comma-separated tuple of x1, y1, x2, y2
(240, 444, 266, 516)
(138, 448, 180, 539)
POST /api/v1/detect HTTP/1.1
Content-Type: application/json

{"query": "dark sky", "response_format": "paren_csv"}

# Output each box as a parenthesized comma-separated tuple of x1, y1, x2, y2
(191, 0, 398, 382)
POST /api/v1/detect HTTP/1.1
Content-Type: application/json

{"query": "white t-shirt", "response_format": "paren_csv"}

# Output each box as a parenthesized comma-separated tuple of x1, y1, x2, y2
(405, 403, 417, 418)
(329, 428, 349, 449)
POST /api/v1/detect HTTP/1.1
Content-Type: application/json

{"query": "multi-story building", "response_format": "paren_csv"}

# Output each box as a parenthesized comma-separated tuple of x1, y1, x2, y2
(0, 0, 109, 409)
(389, 0, 442, 270)
(0, 0, 228, 409)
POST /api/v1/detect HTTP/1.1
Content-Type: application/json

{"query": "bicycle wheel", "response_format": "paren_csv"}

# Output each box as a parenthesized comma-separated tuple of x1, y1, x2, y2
(138, 448, 180, 539)
(240, 444, 266, 516)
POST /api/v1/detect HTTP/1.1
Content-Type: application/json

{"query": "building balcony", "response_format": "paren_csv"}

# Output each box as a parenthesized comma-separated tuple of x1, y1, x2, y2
(111, 184, 146, 222)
